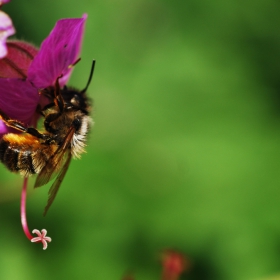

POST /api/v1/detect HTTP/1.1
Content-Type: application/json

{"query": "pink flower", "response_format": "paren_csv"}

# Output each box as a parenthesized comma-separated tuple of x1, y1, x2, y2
(161, 250, 190, 280)
(31, 229, 52, 250)
(0, 15, 87, 136)
(0, 2, 15, 59)
(0, 15, 87, 249)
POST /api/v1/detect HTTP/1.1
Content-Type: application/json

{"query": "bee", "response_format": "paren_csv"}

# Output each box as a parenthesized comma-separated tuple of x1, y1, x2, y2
(0, 60, 95, 216)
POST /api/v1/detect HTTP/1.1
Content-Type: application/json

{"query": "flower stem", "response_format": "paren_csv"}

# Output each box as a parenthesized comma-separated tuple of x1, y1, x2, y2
(20, 177, 33, 240)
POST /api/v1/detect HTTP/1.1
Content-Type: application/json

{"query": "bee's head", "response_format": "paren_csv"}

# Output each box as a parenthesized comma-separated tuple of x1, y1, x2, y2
(61, 87, 90, 114)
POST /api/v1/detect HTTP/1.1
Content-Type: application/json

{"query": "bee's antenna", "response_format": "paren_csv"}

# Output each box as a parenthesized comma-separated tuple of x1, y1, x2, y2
(81, 60, 96, 93)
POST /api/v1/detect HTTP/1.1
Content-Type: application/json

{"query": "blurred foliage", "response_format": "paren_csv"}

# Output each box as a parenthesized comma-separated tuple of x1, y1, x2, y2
(1, 0, 280, 279)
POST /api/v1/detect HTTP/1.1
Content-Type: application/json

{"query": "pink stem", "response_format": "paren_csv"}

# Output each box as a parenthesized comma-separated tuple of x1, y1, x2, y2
(20, 177, 33, 240)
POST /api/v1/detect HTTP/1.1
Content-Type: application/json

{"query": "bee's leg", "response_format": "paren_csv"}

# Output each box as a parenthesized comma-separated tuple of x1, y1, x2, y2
(35, 104, 45, 117)
(41, 102, 55, 112)
(0, 109, 48, 140)
(54, 76, 64, 113)
(0, 109, 28, 132)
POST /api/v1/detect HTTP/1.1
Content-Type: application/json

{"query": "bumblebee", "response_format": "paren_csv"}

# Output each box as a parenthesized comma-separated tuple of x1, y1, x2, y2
(0, 60, 95, 215)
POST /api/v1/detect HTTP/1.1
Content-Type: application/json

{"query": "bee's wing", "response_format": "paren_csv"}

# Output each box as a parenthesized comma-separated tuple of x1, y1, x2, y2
(34, 126, 75, 188)
(43, 150, 72, 216)
(34, 126, 75, 215)
(34, 146, 66, 189)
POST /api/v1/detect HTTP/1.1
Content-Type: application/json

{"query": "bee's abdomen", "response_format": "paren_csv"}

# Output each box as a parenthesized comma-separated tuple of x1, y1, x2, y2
(0, 139, 22, 172)
(0, 134, 52, 177)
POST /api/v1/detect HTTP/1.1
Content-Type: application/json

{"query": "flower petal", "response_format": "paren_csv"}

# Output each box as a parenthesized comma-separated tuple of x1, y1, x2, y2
(42, 240, 48, 250)
(32, 229, 41, 236)
(31, 237, 41, 243)
(28, 15, 87, 89)
(0, 78, 39, 134)
(0, 11, 15, 58)
(41, 229, 47, 237)
(0, 0, 11, 4)
(0, 41, 38, 79)
(0, 120, 8, 134)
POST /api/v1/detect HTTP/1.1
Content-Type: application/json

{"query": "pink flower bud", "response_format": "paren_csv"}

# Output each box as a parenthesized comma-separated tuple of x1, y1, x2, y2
(0, 11, 15, 58)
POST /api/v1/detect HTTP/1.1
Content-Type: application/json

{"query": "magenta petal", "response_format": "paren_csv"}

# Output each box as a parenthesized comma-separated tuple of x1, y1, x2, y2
(0, 11, 15, 59)
(0, 0, 11, 4)
(28, 15, 87, 89)
(0, 41, 38, 79)
(0, 78, 39, 125)
(0, 120, 8, 135)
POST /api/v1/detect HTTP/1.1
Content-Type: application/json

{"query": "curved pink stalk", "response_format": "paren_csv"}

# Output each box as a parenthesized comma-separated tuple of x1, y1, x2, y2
(20, 177, 52, 249)
(20, 177, 33, 240)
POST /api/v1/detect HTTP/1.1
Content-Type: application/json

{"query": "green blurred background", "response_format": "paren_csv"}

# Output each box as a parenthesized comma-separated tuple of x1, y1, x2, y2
(1, 1, 280, 279)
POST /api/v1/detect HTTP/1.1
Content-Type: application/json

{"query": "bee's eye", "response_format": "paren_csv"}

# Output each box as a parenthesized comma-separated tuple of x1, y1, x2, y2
(72, 118, 81, 131)
(70, 95, 80, 106)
